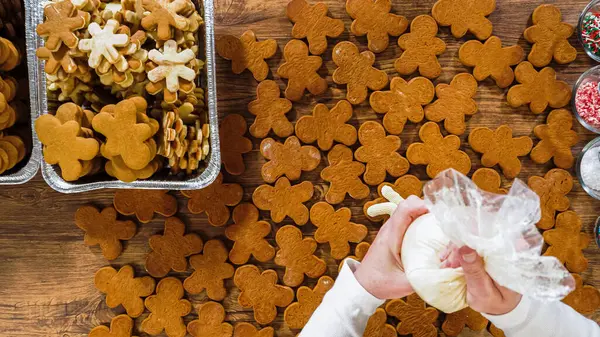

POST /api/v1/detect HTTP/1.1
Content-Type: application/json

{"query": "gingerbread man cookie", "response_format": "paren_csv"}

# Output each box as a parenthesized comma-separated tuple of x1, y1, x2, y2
(346, 0, 408, 53)
(395, 15, 446, 79)
(459, 36, 524, 88)
(364, 308, 397, 337)
(94, 265, 156, 318)
(524, 4, 577, 67)
(74, 206, 136, 260)
(355, 121, 409, 186)
(370, 77, 435, 135)
(216, 30, 277, 81)
(507, 62, 571, 114)
(183, 240, 235, 301)
(36, 45, 77, 75)
(332, 41, 389, 105)
(468, 125, 533, 179)
(321, 144, 370, 204)
(274, 225, 327, 287)
(407, 122, 471, 179)
(310, 202, 368, 259)
(386, 294, 439, 337)
(36, 1, 88, 51)
(140, 0, 190, 41)
(363, 175, 423, 222)
(225, 203, 275, 265)
(339, 242, 370, 271)
(89, 315, 135, 337)
(219, 114, 253, 176)
(424, 73, 478, 135)
(234, 265, 295, 325)
(233, 323, 274, 337)
(528, 169, 573, 230)
(142, 277, 192, 337)
(187, 302, 233, 337)
(543, 211, 591, 273)
(145, 217, 204, 278)
(284, 276, 334, 329)
(277, 39, 328, 101)
(260, 136, 321, 183)
(286, 0, 344, 55)
(442, 307, 488, 336)
(113, 190, 177, 223)
(432, 0, 496, 40)
(562, 274, 600, 315)
(253, 178, 314, 225)
(182, 172, 243, 227)
(531, 109, 579, 169)
(472, 168, 507, 194)
(247, 80, 293, 139)
(295, 100, 357, 151)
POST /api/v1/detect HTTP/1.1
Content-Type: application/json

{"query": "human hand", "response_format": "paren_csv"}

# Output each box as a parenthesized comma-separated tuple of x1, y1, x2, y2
(353, 196, 428, 300)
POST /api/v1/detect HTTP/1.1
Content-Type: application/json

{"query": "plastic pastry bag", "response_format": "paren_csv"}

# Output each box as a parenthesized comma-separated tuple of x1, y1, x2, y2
(368, 169, 575, 313)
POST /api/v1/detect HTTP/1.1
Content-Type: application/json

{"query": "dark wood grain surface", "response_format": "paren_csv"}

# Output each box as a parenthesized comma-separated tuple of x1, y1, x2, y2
(1, 0, 600, 336)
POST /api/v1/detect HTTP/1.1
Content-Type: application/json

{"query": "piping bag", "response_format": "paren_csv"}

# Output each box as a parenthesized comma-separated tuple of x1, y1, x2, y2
(367, 169, 574, 313)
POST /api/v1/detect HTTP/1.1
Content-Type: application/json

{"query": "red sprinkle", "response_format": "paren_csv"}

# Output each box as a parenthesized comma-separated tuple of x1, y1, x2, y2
(575, 81, 600, 129)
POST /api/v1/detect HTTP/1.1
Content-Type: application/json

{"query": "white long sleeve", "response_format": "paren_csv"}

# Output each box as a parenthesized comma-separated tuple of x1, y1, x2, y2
(301, 259, 600, 337)
(484, 295, 600, 337)
(299, 259, 384, 337)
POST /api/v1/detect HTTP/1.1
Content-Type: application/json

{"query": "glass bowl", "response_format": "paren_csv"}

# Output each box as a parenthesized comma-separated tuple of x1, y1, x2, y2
(572, 65, 600, 134)
(578, 0, 600, 62)
(576, 137, 600, 200)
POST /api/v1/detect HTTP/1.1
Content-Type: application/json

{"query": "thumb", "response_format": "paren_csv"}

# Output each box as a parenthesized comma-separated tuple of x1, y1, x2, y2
(459, 246, 495, 298)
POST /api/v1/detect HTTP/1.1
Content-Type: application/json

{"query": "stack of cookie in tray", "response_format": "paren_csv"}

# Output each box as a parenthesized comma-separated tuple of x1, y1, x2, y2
(33, 0, 210, 182)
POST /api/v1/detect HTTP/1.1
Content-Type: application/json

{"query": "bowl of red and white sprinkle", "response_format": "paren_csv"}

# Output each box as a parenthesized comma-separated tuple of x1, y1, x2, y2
(574, 65, 600, 134)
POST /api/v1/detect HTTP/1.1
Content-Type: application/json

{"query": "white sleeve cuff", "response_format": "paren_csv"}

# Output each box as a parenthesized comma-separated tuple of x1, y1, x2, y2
(327, 259, 386, 314)
(482, 295, 531, 330)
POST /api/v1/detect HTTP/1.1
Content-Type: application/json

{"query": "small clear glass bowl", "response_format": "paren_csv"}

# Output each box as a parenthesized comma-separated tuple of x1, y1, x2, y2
(572, 65, 600, 134)
(578, 0, 600, 62)
(576, 137, 600, 200)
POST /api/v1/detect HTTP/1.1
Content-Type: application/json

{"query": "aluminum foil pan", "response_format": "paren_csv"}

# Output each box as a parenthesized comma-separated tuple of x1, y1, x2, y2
(26, 0, 221, 193)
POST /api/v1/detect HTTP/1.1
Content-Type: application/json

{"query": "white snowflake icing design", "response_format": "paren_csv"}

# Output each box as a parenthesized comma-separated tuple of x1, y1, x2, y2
(78, 19, 129, 68)
(147, 40, 196, 92)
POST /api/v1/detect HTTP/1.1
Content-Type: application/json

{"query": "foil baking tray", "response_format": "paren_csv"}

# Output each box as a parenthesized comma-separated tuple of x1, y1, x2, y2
(25, 0, 221, 193)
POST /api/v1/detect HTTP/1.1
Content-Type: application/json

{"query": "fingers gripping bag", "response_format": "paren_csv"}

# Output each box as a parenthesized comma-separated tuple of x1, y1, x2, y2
(367, 169, 574, 313)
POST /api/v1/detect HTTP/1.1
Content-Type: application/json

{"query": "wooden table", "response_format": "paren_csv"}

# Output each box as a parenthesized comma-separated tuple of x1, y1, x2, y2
(1, 0, 599, 336)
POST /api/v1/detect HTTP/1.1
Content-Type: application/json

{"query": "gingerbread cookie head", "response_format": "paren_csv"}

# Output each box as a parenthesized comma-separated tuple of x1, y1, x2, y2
(524, 4, 577, 67)
(468, 125, 533, 179)
(531, 109, 579, 169)
(75, 206, 136, 260)
(89, 315, 135, 337)
(216, 30, 277, 81)
(247, 80, 293, 139)
(36, 1, 88, 51)
(295, 100, 357, 151)
(286, 0, 344, 55)
(424, 73, 478, 135)
(363, 175, 423, 222)
(507, 62, 571, 114)
(284, 276, 334, 329)
(274, 225, 327, 287)
(543, 211, 591, 273)
(395, 15, 446, 79)
(277, 39, 328, 101)
(458, 36, 524, 88)
(182, 172, 243, 226)
(332, 41, 389, 105)
(441, 307, 488, 336)
(233, 265, 294, 325)
(528, 169, 573, 230)
(183, 240, 235, 301)
(562, 274, 600, 315)
(94, 265, 156, 318)
(321, 144, 370, 204)
(370, 77, 434, 135)
(310, 202, 368, 259)
(142, 277, 192, 337)
(233, 323, 274, 337)
(364, 308, 396, 337)
(346, 0, 408, 53)
(219, 114, 253, 176)
(253, 178, 314, 225)
(472, 168, 507, 194)
(113, 190, 177, 223)
(225, 203, 275, 265)
(432, 0, 496, 40)
(407, 122, 471, 179)
(187, 302, 233, 337)
(355, 121, 409, 185)
(386, 294, 439, 337)
(145, 216, 204, 278)
(260, 136, 321, 183)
